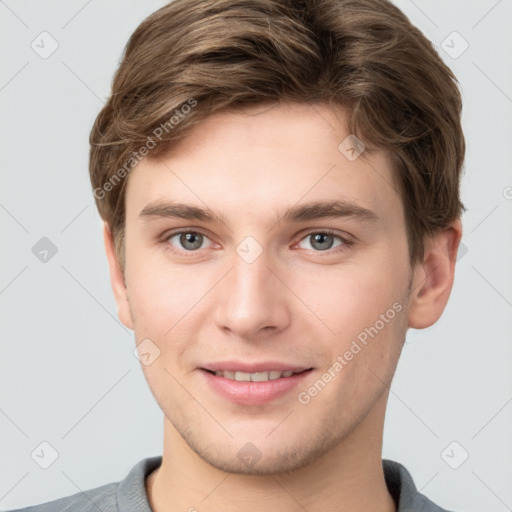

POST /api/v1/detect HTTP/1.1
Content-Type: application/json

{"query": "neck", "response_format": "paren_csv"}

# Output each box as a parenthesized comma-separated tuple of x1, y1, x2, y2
(147, 395, 396, 512)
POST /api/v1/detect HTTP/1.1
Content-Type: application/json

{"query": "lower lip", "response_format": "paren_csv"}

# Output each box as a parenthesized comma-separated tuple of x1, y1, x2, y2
(200, 369, 313, 405)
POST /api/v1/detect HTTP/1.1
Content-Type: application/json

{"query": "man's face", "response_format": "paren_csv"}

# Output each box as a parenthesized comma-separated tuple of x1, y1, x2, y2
(118, 102, 414, 474)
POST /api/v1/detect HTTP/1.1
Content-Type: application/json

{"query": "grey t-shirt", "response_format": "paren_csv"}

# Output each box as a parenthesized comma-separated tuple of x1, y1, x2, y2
(5, 457, 456, 512)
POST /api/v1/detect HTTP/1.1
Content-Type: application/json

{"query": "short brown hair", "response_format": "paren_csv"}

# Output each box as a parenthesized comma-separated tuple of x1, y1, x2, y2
(89, 0, 465, 273)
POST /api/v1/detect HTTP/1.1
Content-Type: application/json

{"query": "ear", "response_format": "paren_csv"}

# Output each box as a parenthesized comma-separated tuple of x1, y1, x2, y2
(407, 219, 462, 329)
(102, 222, 134, 330)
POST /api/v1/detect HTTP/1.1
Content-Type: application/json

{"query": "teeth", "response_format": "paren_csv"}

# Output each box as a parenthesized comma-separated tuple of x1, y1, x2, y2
(213, 370, 301, 381)
(250, 371, 269, 382)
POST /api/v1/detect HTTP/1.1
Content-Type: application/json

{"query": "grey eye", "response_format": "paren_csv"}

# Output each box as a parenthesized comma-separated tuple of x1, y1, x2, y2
(310, 233, 334, 250)
(166, 231, 211, 251)
(298, 233, 344, 251)
(179, 232, 204, 250)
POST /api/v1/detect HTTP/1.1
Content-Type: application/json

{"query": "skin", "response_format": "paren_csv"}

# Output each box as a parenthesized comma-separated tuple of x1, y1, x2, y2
(103, 101, 462, 512)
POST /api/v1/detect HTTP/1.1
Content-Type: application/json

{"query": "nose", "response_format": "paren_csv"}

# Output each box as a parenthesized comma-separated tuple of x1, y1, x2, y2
(212, 246, 291, 340)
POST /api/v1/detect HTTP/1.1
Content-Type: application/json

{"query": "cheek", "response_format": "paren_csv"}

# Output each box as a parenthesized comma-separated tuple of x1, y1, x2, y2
(126, 250, 211, 335)
(294, 260, 405, 341)
(307, 265, 408, 397)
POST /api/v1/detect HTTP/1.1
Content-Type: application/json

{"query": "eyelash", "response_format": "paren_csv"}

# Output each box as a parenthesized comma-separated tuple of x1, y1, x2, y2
(160, 229, 353, 257)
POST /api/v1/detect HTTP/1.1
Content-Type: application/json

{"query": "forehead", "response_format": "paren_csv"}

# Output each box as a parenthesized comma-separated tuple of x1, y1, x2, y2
(124, 102, 403, 227)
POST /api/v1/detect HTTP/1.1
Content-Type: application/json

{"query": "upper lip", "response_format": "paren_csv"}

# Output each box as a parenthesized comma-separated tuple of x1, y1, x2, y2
(201, 361, 312, 373)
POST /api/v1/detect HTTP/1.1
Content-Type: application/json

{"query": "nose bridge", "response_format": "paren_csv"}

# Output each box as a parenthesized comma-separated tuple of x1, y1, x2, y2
(231, 246, 270, 300)
(213, 238, 289, 337)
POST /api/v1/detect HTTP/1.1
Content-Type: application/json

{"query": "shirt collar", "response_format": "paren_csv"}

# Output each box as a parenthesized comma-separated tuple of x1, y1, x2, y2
(116, 456, 448, 512)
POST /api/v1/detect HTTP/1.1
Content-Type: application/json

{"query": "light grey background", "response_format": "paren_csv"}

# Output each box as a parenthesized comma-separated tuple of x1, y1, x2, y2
(1, 1, 511, 511)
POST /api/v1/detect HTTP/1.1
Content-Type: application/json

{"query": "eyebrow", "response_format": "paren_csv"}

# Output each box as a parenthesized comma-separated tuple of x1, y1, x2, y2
(138, 199, 379, 226)
(280, 200, 379, 224)
(139, 200, 226, 224)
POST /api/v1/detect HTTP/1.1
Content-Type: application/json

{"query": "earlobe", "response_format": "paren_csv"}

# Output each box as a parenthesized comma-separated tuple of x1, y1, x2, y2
(407, 219, 462, 329)
(102, 222, 134, 330)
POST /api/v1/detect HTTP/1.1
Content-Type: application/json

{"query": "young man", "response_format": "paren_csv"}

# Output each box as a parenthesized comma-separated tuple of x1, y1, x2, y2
(10, 0, 465, 510)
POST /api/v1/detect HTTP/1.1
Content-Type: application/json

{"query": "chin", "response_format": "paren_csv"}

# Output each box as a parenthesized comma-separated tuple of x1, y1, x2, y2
(180, 422, 340, 476)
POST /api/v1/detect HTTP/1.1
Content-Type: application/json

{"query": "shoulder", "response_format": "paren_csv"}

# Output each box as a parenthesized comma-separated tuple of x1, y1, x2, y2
(4, 456, 162, 512)
(4, 482, 118, 512)
(383, 459, 459, 512)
